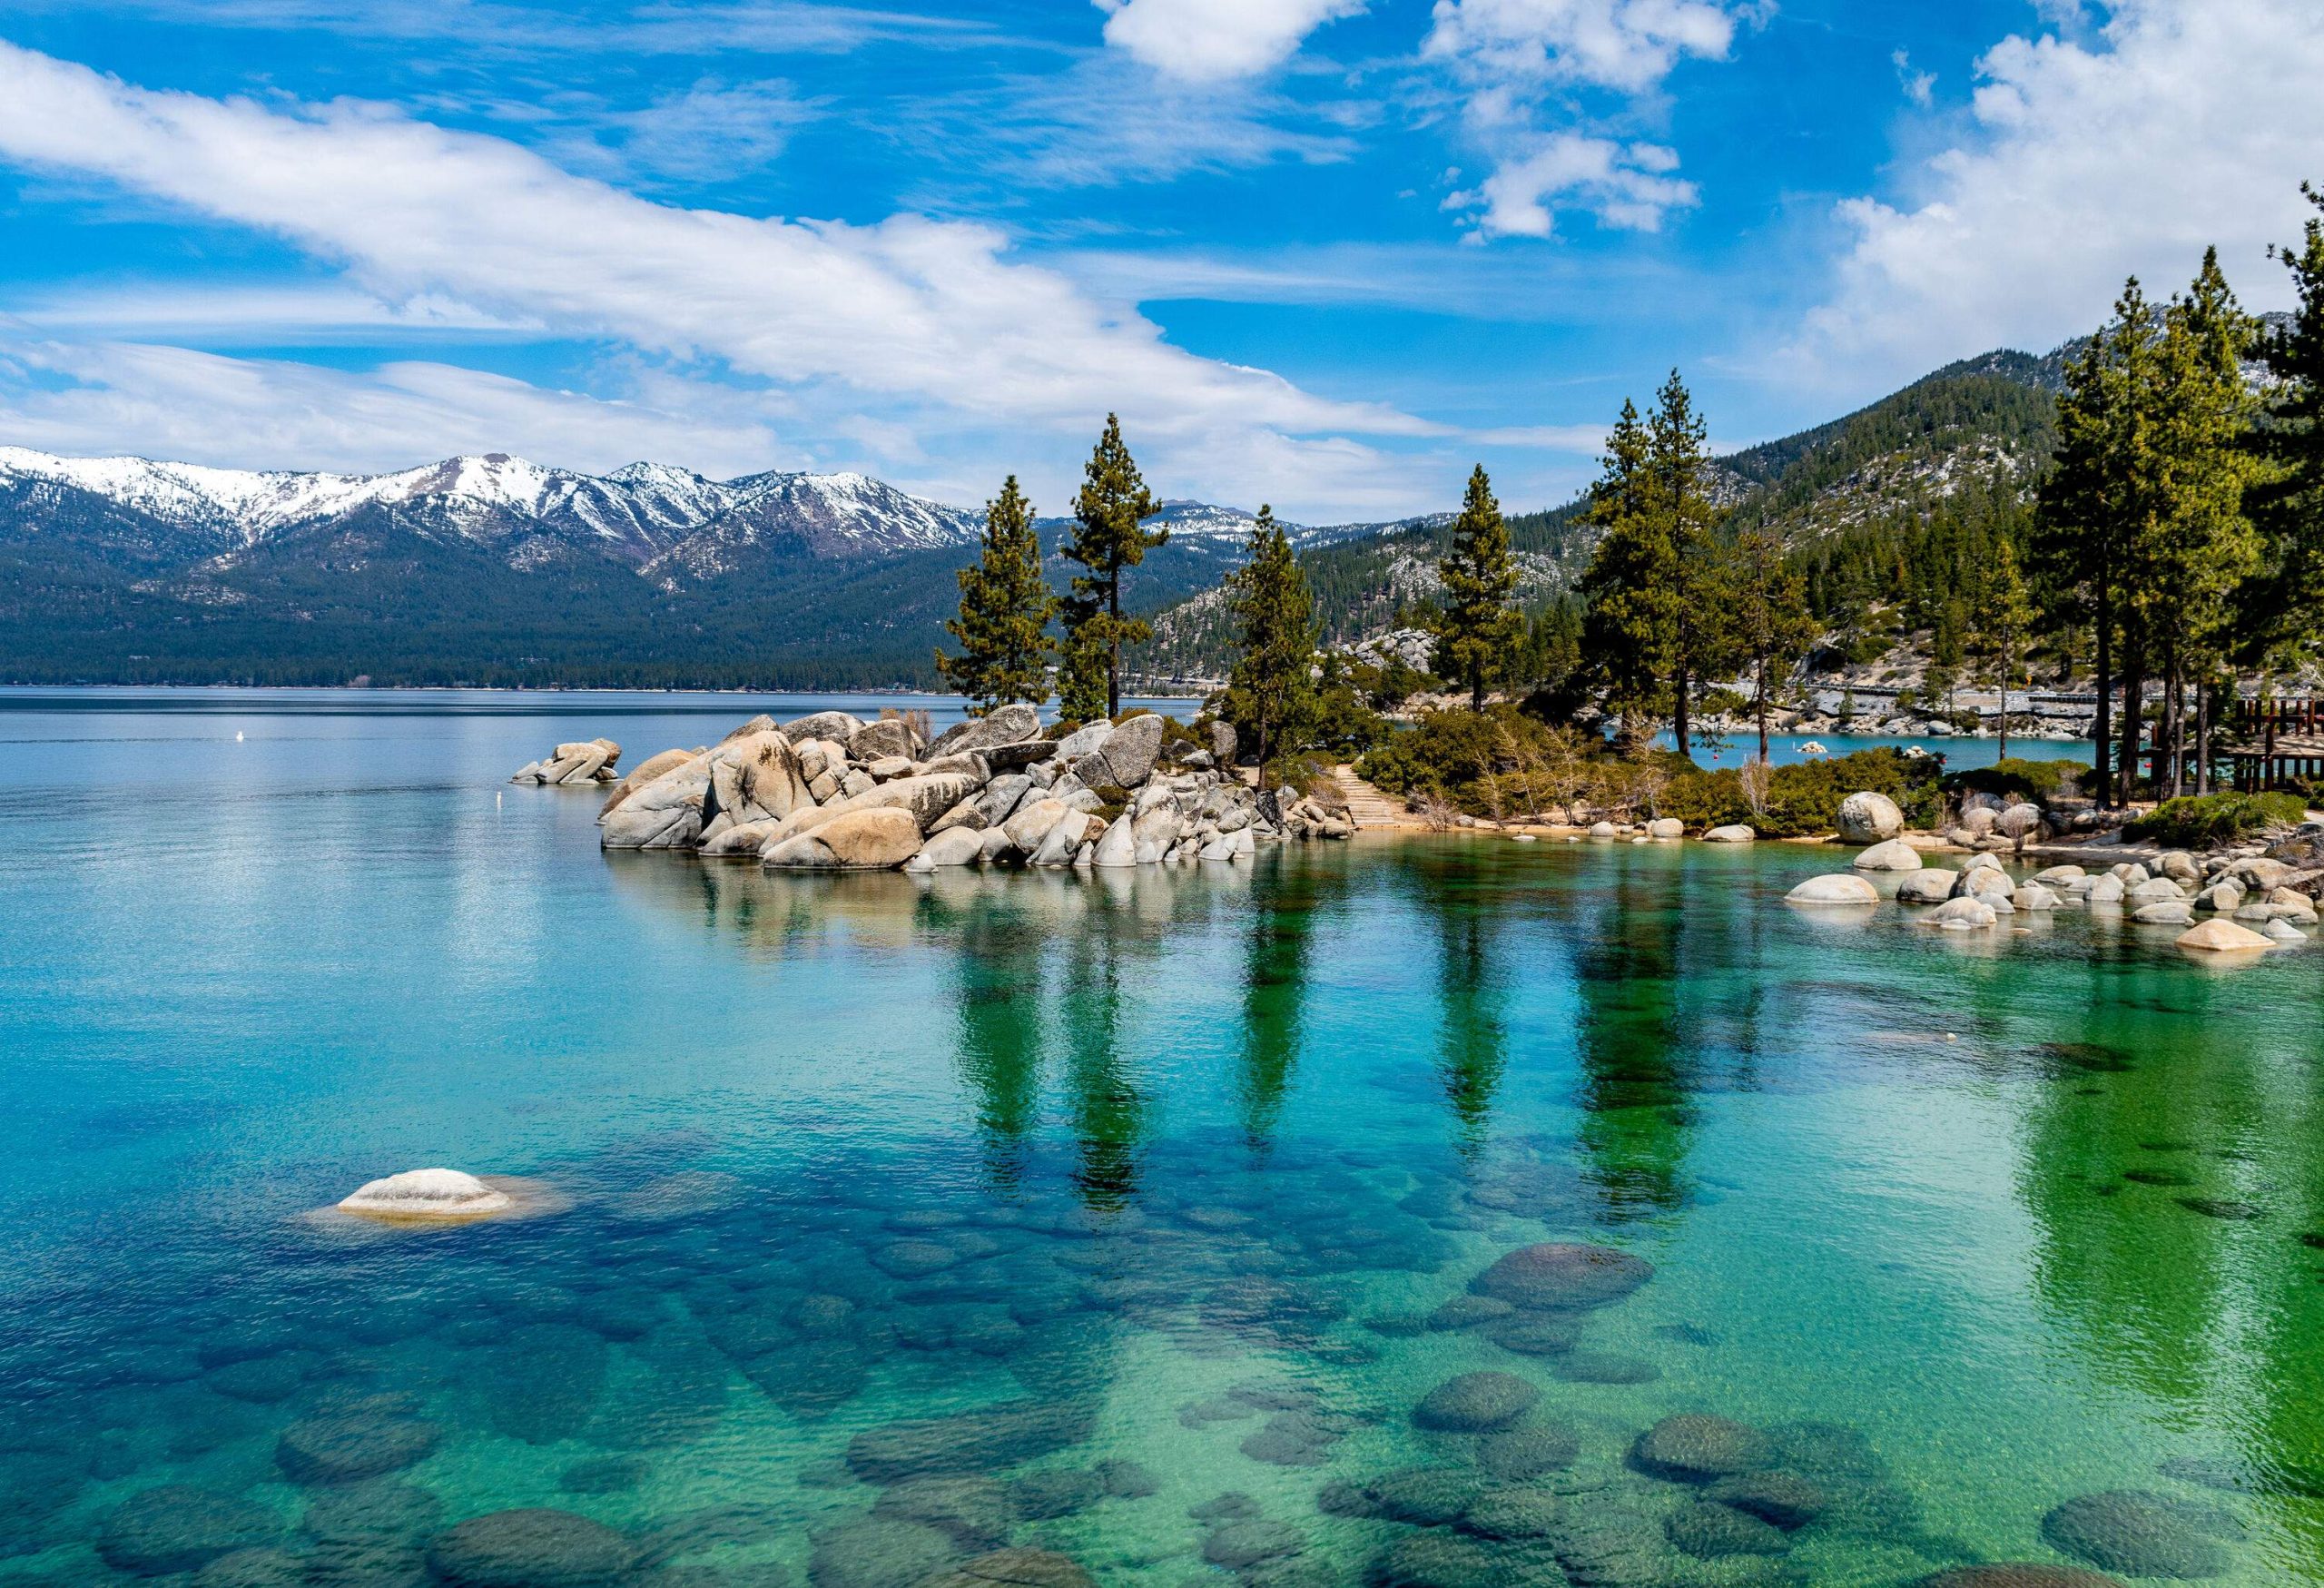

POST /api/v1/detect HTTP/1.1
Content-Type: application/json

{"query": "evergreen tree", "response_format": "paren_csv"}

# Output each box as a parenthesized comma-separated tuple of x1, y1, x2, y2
(2035, 280, 2160, 805)
(1579, 399, 1675, 744)
(1728, 525, 1816, 764)
(1060, 414, 1166, 719)
(1056, 620, 1110, 725)
(935, 475, 1055, 712)
(2250, 185, 2324, 711)
(1973, 534, 2035, 759)
(1431, 465, 1523, 711)
(1647, 370, 1737, 761)
(2142, 251, 2258, 794)
(1223, 505, 1318, 790)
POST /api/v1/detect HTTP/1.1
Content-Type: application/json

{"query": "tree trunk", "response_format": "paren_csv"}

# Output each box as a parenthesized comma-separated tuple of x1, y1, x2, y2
(1106, 571, 1121, 720)
(2093, 597, 2113, 807)
(2196, 678, 2212, 796)
(1671, 664, 1694, 765)
(1998, 636, 2012, 762)
(2118, 664, 2144, 805)
(1755, 655, 1770, 764)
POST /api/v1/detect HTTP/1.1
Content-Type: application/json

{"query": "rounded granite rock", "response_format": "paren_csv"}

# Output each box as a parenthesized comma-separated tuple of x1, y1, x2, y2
(1787, 873, 1880, 906)
(2039, 1490, 2236, 1579)
(1472, 1242, 1654, 1311)
(99, 1486, 281, 1577)
(336, 1168, 512, 1221)
(1630, 1415, 1773, 1482)
(1413, 1371, 1540, 1432)
(427, 1509, 639, 1588)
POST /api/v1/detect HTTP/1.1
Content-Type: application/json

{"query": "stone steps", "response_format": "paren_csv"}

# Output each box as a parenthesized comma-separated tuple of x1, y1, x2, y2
(1327, 764, 1409, 830)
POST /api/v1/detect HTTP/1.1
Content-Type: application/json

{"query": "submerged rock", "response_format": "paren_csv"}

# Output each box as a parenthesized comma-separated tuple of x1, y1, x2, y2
(846, 1402, 1093, 1484)
(1471, 1242, 1653, 1311)
(2040, 1490, 2237, 1579)
(99, 1486, 280, 1576)
(427, 1508, 637, 1588)
(1664, 1501, 1788, 1559)
(1910, 1571, 2131, 1588)
(1630, 1415, 1772, 1482)
(1476, 1423, 1581, 1481)
(275, 1408, 441, 1484)
(808, 1516, 958, 1588)
(919, 1547, 1095, 1588)
(1412, 1371, 1539, 1432)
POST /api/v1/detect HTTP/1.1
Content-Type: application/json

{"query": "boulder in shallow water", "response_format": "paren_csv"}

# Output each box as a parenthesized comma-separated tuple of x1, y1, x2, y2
(1630, 1415, 1772, 1481)
(1926, 896, 1998, 931)
(1646, 817, 1684, 840)
(1472, 1242, 1654, 1310)
(2039, 1489, 2237, 1579)
(1412, 1371, 1539, 1432)
(920, 827, 987, 868)
(1896, 869, 1961, 904)
(1665, 1501, 1788, 1559)
(1091, 813, 1137, 867)
(846, 1401, 1094, 1484)
(1837, 791, 1905, 841)
(819, 808, 926, 868)
(1853, 839, 1923, 872)
(428, 1508, 638, 1588)
(1702, 824, 1756, 843)
(1910, 1571, 2131, 1588)
(276, 1408, 440, 1484)
(1476, 1422, 1581, 1480)
(338, 1169, 512, 1221)
(99, 1486, 279, 1576)
(2132, 902, 2195, 926)
(2175, 918, 2277, 954)
(1787, 873, 1878, 906)
(920, 1548, 1096, 1588)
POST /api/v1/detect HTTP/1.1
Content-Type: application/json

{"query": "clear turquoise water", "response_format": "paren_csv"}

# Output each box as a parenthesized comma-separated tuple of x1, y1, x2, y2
(3, 690, 2320, 1588)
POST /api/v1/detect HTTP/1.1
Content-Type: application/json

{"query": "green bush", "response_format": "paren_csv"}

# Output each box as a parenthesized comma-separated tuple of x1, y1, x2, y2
(1944, 757, 2085, 806)
(2124, 793, 2307, 848)
(1659, 748, 1946, 838)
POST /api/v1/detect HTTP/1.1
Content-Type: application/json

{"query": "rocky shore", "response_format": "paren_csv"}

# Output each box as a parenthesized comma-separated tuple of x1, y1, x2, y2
(514, 705, 1354, 872)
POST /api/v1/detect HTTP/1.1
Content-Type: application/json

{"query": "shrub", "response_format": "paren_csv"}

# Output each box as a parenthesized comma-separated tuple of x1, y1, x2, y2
(1945, 757, 2085, 806)
(1659, 748, 1945, 838)
(2125, 793, 2307, 849)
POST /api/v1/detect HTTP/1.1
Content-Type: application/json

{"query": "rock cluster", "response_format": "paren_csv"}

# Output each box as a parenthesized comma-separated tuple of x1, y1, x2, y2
(570, 705, 1338, 871)
(508, 739, 621, 785)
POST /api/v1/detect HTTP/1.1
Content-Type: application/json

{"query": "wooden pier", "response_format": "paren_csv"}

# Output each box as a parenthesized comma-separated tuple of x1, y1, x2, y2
(2224, 698, 2324, 793)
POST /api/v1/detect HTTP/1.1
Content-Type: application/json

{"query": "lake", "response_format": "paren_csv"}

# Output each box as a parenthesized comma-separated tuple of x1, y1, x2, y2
(1, 689, 2318, 1588)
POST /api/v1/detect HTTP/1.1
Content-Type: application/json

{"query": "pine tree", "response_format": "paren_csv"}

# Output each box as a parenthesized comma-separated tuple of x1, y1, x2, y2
(1224, 506, 1318, 790)
(2250, 186, 2324, 722)
(2142, 251, 2258, 794)
(1973, 534, 2034, 760)
(1647, 370, 1737, 761)
(1431, 466, 1523, 711)
(1728, 525, 1816, 764)
(2035, 280, 2160, 805)
(1059, 414, 1167, 719)
(935, 475, 1055, 713)
(1580, 399, 1675, 745)
(1056, 620, 1110, 725)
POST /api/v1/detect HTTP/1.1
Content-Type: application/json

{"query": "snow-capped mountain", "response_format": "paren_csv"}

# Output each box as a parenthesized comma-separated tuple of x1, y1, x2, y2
(0, 447, 984, 571)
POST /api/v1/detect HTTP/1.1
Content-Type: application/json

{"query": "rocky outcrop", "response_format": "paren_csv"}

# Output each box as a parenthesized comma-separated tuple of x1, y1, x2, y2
(510, 738, 621, 785)
(582, 708, 1329, 873)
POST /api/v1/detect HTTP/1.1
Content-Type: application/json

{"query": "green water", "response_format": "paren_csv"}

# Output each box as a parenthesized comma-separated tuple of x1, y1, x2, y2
(2, 691, 2321, 1587)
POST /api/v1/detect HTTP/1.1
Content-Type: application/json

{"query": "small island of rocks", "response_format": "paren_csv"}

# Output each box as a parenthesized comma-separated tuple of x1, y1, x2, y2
(513, 705, 1352, 872)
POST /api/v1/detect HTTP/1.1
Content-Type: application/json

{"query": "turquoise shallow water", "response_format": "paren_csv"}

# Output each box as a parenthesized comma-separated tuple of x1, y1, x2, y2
(3, 690, 2321, 1588)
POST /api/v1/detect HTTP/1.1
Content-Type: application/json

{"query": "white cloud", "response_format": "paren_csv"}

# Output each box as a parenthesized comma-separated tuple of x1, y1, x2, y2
(1799, 0, 2324, 382)
(0, 41, 1441, 518)
(576, 78, 820, 182)
(1472, 420, 1611, 449)
(0, 329, 787, 478)
(14, 284, 544, 341)
(1445, 133, 1693, 239)
(1422, 0, 1749, 238)
(1095, 0, 1367, 81)
(1891, 49, 1934, 108)
(1423, 0, 1739, 97)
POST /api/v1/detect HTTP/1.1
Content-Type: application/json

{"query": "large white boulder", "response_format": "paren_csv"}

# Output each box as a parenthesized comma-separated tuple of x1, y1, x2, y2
(766, 807, 924, 869)
(1927, 896, 1998, 931)
(338, 1169, 511, 1220)
(919, 826, 988, 868)
(1091, 813, 1137, 868)
(1089, 714, 1165, 788)
(1003, 797, 1075, 853)
(927, 702, 1042, 759)
(1701, 824, 1756, 843)
(1837, 791, 1905, 842)
(1645, 817, 1684, 841)
(599, 755, 712, 850)
(1787, 873, 1879, 905)
(2176, 918, 2278, 954)
(1853, 839, 1923, 873)
(1896, 869, 1960, 904)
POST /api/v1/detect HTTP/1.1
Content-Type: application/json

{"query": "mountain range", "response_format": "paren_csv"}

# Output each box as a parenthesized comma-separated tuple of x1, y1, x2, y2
(0, 447, 1426, 687)
(0, 331, 2115, 689)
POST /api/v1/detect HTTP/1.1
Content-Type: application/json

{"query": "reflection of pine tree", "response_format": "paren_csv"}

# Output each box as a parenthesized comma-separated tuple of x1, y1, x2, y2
(1571, 920, 1694, 1218)
(1433, 887, 1507, 1159)
(951, 896, 1046, 1193)
(1063, 927, 1145, 1209)
(1239, 857, 1323, 1152)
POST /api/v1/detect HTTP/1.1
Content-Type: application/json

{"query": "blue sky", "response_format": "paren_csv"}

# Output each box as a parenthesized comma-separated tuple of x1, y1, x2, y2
(2, 0, 2320, 520)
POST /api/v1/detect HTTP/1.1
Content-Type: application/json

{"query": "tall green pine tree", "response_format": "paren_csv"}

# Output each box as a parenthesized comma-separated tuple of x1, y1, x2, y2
(1060, 414, 1167, 719)
(935, 475, 1055, 713)
(1431, 467, 1522, 711)
(1224, 505, 1318, 790)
